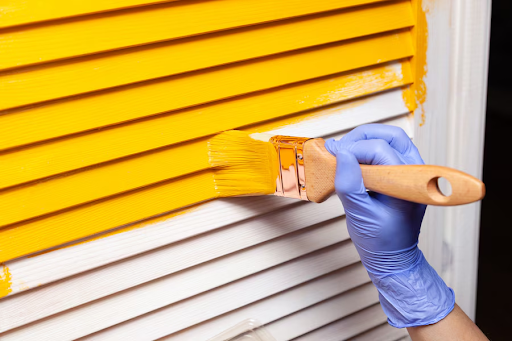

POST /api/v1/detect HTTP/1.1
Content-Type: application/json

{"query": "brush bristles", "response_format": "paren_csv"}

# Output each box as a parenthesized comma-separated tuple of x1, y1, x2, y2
(208, 130, 278, 197)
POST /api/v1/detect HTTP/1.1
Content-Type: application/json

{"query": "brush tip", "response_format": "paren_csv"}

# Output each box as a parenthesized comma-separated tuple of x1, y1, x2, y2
(208, 130, 278, 197)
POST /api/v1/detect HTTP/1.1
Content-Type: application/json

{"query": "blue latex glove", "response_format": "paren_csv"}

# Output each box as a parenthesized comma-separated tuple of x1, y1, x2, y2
(325, 124, 454, 328)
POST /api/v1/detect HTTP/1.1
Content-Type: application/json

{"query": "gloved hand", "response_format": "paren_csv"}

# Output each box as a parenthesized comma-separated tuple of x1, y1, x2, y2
(325, 124, 454, 328)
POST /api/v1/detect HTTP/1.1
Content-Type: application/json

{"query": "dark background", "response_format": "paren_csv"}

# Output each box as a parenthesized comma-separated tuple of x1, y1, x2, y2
(476, 1, 512, 339)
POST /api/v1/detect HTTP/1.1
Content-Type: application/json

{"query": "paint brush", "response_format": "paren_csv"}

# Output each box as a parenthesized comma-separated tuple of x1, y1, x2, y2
(208, 130, 485, 206)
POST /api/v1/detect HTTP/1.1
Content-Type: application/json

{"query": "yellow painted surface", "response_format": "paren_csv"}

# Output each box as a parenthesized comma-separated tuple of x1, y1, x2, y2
(402, 0, 428, 122)
(0, 171, 217, 263)
(0, 31, 413, 191)
(0, 264, 13, 298)
(0, 30, 413, 152)
(0, 86, 408, 262)
(0, 62, 411, 228)
(414, 0, 429, 126)
(0, 0, 387, 70)
(0, 0, 181, 28)
(0, 0, 425, 264)
(0, 1, 413, 110)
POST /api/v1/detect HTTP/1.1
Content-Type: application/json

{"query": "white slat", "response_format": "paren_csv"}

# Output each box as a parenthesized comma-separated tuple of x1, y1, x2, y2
(292, 304, 387, 341)
(4, 196, 296, 295)
(0, 196, 344, 332)
(348, 322, 409, 341)
(2, 90, 411, 300)
(84, 249, 365, 341)
(160, 265, 372, 341)
(0, 222, 357, 340)
(265, 289, 380, 340)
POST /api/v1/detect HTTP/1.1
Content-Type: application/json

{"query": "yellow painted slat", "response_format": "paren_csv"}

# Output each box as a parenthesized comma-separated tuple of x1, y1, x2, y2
(0, 0, 181, 28)
(0, 31, 414, 192)
(0, 61, 412, 227)
(1, 30, 413, 151)
(0, 0, 389, 70)
(0, 83, 411, 262)
(0, 1, 413, 110)
(0, 171, 217, 263)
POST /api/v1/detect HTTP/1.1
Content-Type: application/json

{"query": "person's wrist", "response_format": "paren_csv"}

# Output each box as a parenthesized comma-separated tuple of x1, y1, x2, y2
(366, 250, 455, 328)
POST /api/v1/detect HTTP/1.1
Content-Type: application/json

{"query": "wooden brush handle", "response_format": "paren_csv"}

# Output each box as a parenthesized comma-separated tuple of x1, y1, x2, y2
(303, 138, 486, 205)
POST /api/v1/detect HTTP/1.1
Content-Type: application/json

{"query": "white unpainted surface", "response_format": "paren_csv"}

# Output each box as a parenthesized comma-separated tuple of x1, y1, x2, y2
(292, 304, 387, 341)
(162, 268, 373, 341)
(0, 197, 345, 332)
(265, 286, 379, 340)
(86, 267, 373, 341)
(0, 223, 357, 340)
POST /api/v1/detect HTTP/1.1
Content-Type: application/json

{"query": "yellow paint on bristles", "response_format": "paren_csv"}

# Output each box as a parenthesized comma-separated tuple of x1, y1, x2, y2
(208, 130, 278, 197)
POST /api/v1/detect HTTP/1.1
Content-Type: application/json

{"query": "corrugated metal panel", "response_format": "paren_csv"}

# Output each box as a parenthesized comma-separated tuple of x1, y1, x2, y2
(0, 0, 422, 339)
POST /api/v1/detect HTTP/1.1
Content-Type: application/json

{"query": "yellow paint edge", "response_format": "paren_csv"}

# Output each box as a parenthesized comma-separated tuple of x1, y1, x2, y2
(404, 0, 428, 123)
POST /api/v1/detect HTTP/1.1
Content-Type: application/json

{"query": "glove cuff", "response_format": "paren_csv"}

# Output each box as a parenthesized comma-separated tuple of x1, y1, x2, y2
(367, 250, 455, 328)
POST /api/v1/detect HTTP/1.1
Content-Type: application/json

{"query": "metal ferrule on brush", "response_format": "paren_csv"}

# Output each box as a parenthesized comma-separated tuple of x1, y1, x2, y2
(270, 135, 312, 201)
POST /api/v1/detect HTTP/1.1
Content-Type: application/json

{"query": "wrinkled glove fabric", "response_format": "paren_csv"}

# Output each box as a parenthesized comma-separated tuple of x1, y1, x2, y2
(325, 124, 455, 328)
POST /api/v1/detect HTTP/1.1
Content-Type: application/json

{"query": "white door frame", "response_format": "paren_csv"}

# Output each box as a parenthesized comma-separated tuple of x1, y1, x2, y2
(416, 0, 491, 320)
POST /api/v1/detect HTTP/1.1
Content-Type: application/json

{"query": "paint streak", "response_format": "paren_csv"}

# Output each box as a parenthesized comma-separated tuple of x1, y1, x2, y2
(416, 1, 429, 126)
(404, 0, 429, 125)
(0, 264, 13, 298)
(246, 63, 409, 133)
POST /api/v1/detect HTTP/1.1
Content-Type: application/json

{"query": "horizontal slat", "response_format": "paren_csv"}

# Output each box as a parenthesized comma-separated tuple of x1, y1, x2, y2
(0, 1, 413, 110)
(0, 28, 412, 159)
(0, 56, 410, 152)
(0, 0, 181, 28)
(162, 272, 373, 341)
(0, 200, 346, 331)
(0, 170, 216, 263)
(0, 238, 358, 340)
(265, 287, 379, 340)
(0, 195, 302, 298)
(0, 91, 411, 263)
(0, 0, 388, 70)
(0, 62, 411, 227)
(292, 304, 387, 341)
(348, 322, 409, 341)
